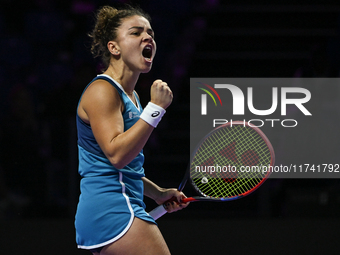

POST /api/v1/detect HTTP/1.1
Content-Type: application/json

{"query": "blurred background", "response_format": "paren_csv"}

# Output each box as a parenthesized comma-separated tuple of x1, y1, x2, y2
(1, 0, 340, 254)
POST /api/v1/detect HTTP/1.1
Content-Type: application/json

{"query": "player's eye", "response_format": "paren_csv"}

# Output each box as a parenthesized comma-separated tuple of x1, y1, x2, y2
(148, 32, 155, 39)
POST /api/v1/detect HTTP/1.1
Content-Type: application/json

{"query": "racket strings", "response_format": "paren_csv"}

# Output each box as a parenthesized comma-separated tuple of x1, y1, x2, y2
(190, 125, 273, 198)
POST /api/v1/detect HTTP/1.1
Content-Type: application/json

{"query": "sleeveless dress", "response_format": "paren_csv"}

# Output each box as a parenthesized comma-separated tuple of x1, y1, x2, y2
(75, 74, 156, 250)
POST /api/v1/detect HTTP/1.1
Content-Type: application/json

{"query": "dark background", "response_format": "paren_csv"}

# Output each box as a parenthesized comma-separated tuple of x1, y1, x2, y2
(1, 0, 340, 254)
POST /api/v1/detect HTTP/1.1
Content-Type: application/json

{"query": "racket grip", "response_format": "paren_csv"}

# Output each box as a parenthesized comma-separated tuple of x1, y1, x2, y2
(149, 205, 167, 220)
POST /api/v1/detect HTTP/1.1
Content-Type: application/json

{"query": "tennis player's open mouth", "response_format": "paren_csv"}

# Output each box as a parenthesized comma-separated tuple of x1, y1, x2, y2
(142, 45, 153, 63)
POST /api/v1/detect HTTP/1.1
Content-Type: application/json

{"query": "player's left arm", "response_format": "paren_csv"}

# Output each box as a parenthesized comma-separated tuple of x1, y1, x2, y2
(142, 177, 189, 212)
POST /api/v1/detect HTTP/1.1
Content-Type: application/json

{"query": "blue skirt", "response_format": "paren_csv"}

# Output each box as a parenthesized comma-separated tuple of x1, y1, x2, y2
(75, 171, 156, 250)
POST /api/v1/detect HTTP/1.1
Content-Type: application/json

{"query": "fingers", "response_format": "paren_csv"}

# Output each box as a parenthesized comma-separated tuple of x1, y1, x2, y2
(163, 201, 181, 213)
(150, 79, 173, 110)
(163, 200, 189, 213)
(163, 192, 190, 213)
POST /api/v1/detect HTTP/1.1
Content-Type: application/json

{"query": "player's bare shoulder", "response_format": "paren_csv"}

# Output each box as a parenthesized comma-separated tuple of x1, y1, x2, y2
(78, 79, 122, 123)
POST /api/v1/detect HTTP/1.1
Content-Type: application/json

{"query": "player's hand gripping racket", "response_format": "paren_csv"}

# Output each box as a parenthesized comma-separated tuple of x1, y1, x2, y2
(149, 121, 275, 220)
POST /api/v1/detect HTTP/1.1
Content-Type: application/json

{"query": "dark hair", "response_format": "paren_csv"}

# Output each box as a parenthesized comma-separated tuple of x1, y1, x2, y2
(88, 5, 151, 68)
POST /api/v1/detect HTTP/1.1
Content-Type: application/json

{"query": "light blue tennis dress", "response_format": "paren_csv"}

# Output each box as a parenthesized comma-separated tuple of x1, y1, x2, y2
(75, 74, 156, 250)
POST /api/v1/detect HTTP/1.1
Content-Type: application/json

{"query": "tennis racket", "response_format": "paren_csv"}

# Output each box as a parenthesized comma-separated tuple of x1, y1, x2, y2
(148, 121, 275, 220)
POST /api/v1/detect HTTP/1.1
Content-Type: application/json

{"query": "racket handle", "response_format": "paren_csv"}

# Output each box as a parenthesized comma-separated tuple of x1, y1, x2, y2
(149, 205, 167, 220)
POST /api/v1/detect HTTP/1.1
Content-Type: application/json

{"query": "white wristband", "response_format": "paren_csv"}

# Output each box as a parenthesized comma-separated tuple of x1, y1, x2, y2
(140, 102, 166, 128)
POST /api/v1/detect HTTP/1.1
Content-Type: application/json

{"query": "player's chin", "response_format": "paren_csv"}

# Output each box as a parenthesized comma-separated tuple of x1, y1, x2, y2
(140, 64, 153, 73)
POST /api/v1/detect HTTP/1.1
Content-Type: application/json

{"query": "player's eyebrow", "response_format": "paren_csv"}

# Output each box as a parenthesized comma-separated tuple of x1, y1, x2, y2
(129, 26, 154, 35)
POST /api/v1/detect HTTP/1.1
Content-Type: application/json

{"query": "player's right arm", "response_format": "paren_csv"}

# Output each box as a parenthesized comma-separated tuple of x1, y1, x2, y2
(77, 79, 172, 169)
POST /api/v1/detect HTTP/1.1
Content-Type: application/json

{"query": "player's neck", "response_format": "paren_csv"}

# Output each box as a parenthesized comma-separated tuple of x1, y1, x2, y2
(107, 63, 139, 95)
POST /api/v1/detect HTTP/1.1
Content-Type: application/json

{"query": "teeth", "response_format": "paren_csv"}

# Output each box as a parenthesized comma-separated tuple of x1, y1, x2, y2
(143, 45, 153, 59)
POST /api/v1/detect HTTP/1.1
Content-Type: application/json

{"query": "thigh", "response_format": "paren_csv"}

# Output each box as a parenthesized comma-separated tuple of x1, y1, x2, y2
(100, 217, 171, 255)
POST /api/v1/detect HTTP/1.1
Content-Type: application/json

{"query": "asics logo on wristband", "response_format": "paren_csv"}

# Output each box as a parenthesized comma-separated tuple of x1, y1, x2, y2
(151, 111, 160, 117)
(140, 102, 165, 128)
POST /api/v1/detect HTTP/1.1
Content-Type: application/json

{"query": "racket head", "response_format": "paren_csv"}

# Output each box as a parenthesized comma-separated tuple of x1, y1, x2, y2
(189, 121, 275, 201)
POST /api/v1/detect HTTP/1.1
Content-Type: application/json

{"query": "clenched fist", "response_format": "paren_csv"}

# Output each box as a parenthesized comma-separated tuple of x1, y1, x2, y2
(150, 80, 173, 109)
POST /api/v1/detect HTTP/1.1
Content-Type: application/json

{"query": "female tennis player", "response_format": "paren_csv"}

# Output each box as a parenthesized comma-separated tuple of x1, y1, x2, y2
(74, 5, 188, 255)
